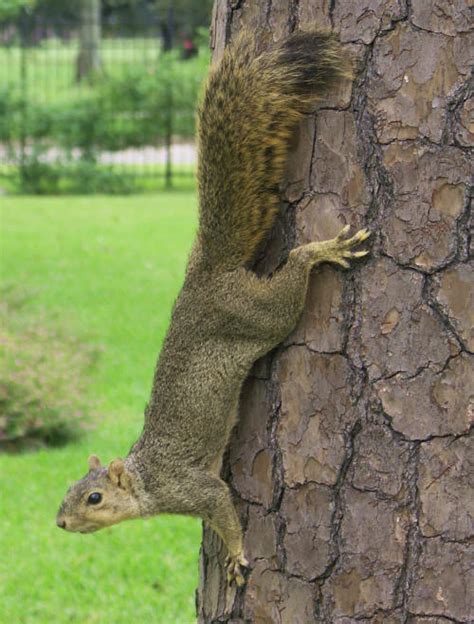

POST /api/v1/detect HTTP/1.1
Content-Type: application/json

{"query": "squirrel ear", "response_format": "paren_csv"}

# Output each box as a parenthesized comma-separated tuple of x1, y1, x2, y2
(88, 455, 102, 471)
(107, 458, 131, 490)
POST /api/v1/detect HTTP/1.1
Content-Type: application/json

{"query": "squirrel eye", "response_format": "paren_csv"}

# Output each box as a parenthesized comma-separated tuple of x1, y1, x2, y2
(87, 492, 102, 505)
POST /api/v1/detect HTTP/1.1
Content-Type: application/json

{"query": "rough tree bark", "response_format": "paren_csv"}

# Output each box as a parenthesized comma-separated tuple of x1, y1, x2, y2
(76, 0, 102, 83)
(197, 1, 473, 622)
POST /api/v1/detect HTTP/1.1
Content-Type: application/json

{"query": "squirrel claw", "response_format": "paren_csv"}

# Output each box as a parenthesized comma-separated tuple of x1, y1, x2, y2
(336, 224, 351, 240)
(337, 226, 371, 247)
(341, 249, 369, 259)
(347, 228, 371, 245)
(225, 553, 249, 587)
(314, 226, 371, 269)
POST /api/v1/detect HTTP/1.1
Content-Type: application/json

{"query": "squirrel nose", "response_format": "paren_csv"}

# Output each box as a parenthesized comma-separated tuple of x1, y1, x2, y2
(57, 518, 67, 529)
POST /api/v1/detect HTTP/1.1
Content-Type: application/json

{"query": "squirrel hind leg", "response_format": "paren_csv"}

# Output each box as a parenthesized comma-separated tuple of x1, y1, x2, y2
(190, 471, 247, 581)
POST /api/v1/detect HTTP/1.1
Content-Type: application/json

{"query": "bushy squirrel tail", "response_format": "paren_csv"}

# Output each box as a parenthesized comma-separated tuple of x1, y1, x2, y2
(196, 30, 352, 271)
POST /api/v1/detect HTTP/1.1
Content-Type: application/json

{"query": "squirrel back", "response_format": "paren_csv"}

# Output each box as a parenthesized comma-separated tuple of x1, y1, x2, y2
(197, 31, 352, 271)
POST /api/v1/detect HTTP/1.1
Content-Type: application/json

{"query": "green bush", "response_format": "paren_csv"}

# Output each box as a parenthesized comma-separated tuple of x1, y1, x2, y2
(2, 50, 207, 149)
(96, 58, 202, 147)
(18, 156, 136, 194)
(0, 87, 22, 144)
(0, 294, 100, 446)
(0, 50, 208, 192)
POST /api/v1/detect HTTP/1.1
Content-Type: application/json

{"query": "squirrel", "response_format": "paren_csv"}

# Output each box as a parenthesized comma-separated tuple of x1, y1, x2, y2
(56, 30, 369, 586)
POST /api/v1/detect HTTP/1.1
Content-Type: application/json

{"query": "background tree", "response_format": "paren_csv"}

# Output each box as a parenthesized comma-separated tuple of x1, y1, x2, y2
(197, 0, 473, 621)
(76, 0, 102, 82)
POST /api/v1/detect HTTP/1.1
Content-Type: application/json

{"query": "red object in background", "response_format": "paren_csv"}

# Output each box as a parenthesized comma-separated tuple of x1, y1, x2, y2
(182, 38, 198, 60)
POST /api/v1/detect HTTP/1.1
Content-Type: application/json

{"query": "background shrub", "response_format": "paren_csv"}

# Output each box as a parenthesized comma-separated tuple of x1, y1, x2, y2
(0, 49, 207, 193)
(0, 292, 100, 447)
(18, 156, 136, 194)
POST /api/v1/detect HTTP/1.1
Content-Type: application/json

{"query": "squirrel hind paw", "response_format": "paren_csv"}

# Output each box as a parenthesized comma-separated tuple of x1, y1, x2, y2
(225, 554, 249, 587)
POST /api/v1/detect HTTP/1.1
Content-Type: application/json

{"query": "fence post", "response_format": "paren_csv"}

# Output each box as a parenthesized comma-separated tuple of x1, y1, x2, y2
(164, 73, 173, 189)
(18, 8, 29, 187)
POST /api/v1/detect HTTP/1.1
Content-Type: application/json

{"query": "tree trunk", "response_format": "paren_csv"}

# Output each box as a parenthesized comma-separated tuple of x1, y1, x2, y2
(197, 1, 473, 622)
(76, 0, 102, 83)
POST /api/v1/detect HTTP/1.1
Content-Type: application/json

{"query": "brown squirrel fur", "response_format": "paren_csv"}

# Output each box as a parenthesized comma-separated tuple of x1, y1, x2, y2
(57, 30, 369, 585)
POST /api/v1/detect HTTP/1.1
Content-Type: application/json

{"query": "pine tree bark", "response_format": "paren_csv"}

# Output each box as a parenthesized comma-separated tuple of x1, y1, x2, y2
(197, 1, 473, 622)
(76, 0, 102, 83)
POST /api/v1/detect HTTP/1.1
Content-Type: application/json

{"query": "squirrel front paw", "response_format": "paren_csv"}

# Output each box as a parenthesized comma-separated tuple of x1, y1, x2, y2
(291, 225, 371, 270)
(225, 553, 249, 587)
(327, 225, 371, 268)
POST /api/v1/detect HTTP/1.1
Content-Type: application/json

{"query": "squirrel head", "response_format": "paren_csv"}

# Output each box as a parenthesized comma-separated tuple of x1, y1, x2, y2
(56, 455, 141, 533)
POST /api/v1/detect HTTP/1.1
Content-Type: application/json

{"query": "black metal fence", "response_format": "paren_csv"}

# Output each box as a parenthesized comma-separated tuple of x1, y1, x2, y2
(0, 7, 211, 193)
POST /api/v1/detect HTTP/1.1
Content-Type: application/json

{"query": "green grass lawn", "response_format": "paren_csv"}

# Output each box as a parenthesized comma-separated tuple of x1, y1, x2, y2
(0, 193, 202, 623)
